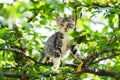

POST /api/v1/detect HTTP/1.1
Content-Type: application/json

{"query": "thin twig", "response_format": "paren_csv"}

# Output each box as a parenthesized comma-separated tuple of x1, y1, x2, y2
(85, 48, 117, 67)
(91, 53, 120, 65)
(109, 36, 120, 45)
(27, 12, 39, 23)
(0, 47, 38, 63)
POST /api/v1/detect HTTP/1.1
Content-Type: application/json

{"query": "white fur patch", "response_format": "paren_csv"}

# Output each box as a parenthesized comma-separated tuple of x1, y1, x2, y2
(61, 32, 72, 58)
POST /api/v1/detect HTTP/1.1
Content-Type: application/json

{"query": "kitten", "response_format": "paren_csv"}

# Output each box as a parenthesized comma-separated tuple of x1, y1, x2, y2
(39, 16, 82, 70)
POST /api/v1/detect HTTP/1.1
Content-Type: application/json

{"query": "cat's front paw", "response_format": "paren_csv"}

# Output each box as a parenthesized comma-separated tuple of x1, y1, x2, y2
(52, 66, 61, 73)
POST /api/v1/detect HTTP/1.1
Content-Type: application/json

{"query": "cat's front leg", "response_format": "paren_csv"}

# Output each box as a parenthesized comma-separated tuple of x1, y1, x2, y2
(52, 57, 61, 73)
(52, 32, 63, 72)
(52, 57, 61, 69)
(52, 49, 61, 68)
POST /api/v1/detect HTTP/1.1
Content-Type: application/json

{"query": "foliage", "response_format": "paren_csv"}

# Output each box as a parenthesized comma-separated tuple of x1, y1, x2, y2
(0, 0, 120, 80)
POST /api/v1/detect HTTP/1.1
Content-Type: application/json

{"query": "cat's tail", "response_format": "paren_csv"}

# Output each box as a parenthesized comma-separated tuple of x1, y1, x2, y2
(71, 44, 83, 61)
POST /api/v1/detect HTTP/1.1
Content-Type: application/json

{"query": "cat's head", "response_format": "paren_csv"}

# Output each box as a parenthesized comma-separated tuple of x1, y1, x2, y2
(56, 16, 76, 32)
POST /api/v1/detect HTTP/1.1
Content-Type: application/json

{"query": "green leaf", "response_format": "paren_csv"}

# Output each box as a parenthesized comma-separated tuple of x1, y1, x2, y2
(112, 63, 120, 72)
(0, 28, 9, 38)
(69, 31, 80, 38)
(35, 75, 45, 78)
(102, 26, 108, 33)
(40, 19, 47, 25)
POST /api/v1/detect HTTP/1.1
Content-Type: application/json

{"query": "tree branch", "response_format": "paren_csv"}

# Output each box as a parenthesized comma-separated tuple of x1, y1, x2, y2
(0, 47, 38, 63)
(0, 47, 22, 53)
(119, 14, 120, 29)
(81, 68, 120, 78)
(84, 47, 119, 67)
(83, 49, 110, 67)
(1, 66, 120, 79)
(27, 12, 39, 23)
(91, 53, 120, 65)
(0, 72, 21, 78)
(109, 36, 120, 45)
(69, 2, 119, 9)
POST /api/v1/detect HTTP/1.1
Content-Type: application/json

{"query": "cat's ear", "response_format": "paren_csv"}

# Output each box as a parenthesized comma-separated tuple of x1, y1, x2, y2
(56, 16, 62, 22)
(70, 16, 76, 21)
